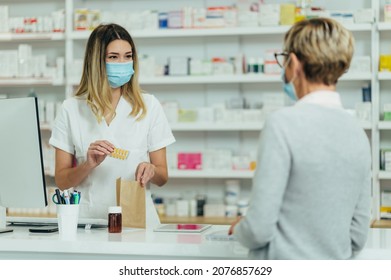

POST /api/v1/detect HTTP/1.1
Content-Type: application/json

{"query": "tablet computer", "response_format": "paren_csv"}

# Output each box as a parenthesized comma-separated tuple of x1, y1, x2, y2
(154, 224, 212, 233)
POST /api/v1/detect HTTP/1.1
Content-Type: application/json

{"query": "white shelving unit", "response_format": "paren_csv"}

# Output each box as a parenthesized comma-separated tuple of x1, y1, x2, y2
(378, 121, 391, 130)
(68, 72, 373, 86)
(378, 171, 391, 180)
(169, 170, 254, 179)
(0, 33, 65, 41)
(1, 0, 387, 224)
(170, 122, 264, 131)
(378, 72, 391, 80)
(0, 78, 64, 86)
(69, 23, 372, 40)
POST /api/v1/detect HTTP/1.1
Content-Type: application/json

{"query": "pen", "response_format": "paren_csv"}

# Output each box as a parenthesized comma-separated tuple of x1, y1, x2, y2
(73, 190, 80, 205)
(55, 189, 63, 205)
(63, 189, 70, 204)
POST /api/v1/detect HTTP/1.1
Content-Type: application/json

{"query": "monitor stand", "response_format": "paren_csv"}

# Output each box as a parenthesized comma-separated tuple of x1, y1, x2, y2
(0, 205, 14, 234)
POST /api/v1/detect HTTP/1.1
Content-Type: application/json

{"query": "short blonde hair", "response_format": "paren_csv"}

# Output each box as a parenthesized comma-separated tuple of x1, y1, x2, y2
(283, 18, 354, 85)
(75, 24, 146, 122)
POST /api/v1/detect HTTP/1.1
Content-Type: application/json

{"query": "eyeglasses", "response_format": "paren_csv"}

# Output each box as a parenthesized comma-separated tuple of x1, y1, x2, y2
(274, 52, 289, 68)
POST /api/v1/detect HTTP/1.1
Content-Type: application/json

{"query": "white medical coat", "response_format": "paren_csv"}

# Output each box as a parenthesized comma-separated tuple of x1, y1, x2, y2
(49, 94, 175, 229)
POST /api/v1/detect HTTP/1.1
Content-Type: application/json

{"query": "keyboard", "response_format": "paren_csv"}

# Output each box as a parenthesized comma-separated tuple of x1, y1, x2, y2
(6, 216, 108, 228)
(205, 230, 236, 241)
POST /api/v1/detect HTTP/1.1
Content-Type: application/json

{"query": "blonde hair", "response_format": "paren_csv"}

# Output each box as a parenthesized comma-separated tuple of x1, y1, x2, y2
(75, 23, 146, 122)
(283, 18, 354, 85)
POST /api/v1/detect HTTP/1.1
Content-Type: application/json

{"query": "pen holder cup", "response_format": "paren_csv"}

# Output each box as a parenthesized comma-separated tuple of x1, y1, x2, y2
(56, 204, 79, 241)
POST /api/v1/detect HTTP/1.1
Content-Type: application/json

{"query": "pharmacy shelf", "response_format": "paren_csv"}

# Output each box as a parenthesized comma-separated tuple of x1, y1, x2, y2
(360, 120, 372, 130)
(70, 24, 371, 40)
(170, 122, 264, 131)
(378, 121, 391, 130)
(68, 74, 281, 86)
(378, 72, 391, 80)
(39, 120, 368, 131)
(68, 72, 371, 86)
(378, 22, 391, 31)
(40, 123, 52, 130)
(339, 72, 372, 81)
(343, 23, 373, 32)
(139, 74, 280, 84)
(0, 32, 65, 41)
(140, 72, 371, 84)
(378, 171, 391, 180)
(44, 170, 54, 177)
(70, 27, 290, 40)
(160, 216, 236, 225)
(0, 78, 64, 86)
(169, 170, 254, 179)
(371, 219, 391, 228)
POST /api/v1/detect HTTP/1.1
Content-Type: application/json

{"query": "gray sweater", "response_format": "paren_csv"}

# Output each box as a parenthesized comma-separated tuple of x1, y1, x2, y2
(235, 102, 371, 259)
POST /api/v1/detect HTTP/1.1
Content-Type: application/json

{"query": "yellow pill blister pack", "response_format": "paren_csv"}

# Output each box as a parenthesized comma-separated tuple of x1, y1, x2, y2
(110, 148, 129, 160)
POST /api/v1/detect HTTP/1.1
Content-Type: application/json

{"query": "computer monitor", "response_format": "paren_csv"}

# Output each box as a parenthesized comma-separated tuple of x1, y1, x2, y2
(0, 97, 47, 232)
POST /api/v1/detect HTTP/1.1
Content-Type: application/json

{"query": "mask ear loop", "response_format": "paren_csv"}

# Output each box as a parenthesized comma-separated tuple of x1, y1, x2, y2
(284, 54, 300, 86)
(283, 55, 292, 83)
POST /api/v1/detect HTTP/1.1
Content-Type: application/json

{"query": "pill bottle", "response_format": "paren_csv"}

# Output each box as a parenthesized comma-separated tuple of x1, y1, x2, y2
(108, 206, 122, 233)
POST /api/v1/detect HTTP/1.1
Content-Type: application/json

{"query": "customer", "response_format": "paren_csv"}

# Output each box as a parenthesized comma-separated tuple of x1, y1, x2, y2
(229, 18, 371, 259)
(49, 23, 175, 228)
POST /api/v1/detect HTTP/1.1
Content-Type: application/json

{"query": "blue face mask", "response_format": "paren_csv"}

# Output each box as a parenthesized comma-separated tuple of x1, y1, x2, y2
(106, 62, 135, 88)
(281, 67, 297, 101)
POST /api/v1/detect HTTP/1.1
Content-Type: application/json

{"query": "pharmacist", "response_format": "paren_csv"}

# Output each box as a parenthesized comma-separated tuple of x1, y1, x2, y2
(49, 23, 175, 228)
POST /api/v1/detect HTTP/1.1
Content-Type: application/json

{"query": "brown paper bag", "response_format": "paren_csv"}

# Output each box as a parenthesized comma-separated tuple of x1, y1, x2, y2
(116, 178, 146, 228)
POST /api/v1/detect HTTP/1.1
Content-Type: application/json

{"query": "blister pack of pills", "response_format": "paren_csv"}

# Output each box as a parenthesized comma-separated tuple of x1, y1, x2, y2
(110, 148, 129, 160)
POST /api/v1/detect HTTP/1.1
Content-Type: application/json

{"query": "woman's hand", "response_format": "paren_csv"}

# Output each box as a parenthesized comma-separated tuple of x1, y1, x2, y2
(228, 216, 242, 235)
(86, 140, 115, 168)
(135, 162, 156, 187)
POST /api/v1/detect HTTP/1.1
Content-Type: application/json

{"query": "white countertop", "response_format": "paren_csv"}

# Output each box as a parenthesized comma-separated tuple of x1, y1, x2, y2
(0, 225, 248, 260)
(356, 228, 391, 259)
(1, 226, 391, 260)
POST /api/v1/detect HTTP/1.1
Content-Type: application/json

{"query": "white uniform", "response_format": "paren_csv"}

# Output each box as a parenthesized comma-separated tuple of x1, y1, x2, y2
(49, 94, 175, 229)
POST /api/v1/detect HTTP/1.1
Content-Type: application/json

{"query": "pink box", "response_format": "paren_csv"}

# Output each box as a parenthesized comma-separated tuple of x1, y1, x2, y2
(177, 153, 202, 170)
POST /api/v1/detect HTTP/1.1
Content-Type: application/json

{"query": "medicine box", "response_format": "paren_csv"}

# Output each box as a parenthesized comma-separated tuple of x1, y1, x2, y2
(379, 55, 391, 72)
(380, 149, 391, 171)
(178, 109, 197, 122)
(384, 104, 391, 121)
(177, 152, 202, 170)
(385, 4, 391, 23)
(168, 57, 189, 76)
(258, 4, 280, 27)
(354, 9, 374, 23)
(279, 3, 295, 25)
(381, 191, 391, 219)
(204, 203, 225, 217)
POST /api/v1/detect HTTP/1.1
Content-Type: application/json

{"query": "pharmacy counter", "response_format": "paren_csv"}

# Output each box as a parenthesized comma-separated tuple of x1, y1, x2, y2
(0, 225, 248, 260)
(1, 226, 391, 260)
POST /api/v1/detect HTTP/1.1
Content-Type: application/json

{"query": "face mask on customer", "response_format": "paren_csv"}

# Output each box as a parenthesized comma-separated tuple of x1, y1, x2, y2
(281, 67, 297, 102)
(106, 62, 134, 88)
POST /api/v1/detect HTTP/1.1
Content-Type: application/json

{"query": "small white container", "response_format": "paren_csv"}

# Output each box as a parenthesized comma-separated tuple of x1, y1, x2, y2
(225, 205, 238, 217)
(237, 199, 250, 216)
(225, 180, 240, 205)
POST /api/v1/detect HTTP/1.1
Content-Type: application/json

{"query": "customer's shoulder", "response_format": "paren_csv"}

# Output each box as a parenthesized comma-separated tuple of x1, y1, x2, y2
(266, 106, 298, 124)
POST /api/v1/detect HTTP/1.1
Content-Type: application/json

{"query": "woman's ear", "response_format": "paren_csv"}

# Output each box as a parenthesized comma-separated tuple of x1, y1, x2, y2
(290, 53, 302, 76)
